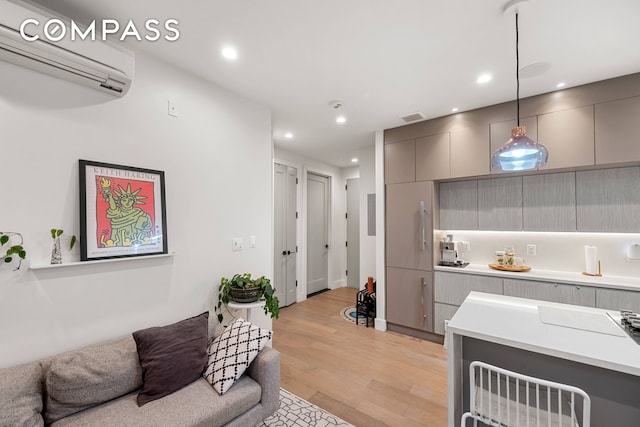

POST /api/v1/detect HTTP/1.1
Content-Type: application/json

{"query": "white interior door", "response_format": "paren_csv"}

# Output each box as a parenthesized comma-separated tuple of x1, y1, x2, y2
(274, 163, 297, 307)
(307, 172, 329, 295)
(346, 178, 360, 289)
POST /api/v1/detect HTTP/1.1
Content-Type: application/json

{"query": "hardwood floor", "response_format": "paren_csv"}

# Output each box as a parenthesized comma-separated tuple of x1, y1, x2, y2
(272, 287, 448, 427)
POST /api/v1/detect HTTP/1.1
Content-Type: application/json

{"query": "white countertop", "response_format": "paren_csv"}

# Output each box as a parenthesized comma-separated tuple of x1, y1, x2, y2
(435, 263, 640, 291)
(447, 292, 640, 377)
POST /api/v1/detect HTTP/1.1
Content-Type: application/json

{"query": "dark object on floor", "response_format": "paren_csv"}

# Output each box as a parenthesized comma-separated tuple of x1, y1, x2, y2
(356, 286, 376, 328)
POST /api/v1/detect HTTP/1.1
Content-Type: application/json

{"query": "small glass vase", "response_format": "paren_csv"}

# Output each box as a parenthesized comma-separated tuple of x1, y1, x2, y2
(50, 237, 62, 264)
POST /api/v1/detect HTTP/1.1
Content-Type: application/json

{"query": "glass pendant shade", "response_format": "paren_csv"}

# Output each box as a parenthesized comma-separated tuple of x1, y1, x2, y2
(491, 126, 548, 171)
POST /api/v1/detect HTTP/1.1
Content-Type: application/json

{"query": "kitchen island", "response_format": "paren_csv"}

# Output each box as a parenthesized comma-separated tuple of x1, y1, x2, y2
(447, 292, 640, 427)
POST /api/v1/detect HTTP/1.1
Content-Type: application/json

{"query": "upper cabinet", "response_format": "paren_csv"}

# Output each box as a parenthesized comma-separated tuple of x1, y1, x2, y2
(439, 180, 478, 230)
(522, 172, 576, 232)
(478, 176, 523, 231)
(576, 167, 640, 233)
(490, 116, 537, 175)
(416, 133, 450, 181)
(386, 181, 434, 271)
(384, 139, 415, 184)
(450, 125, 490, 178)
(595, 96, 640, 166)
(537, 106, 595, 170)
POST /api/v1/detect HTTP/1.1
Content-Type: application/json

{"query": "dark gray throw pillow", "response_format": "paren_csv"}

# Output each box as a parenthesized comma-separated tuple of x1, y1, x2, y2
(132, 312, 209, 406)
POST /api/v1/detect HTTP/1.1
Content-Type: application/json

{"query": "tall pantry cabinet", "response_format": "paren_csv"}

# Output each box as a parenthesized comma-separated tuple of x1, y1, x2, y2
(384, 139, 436, 338)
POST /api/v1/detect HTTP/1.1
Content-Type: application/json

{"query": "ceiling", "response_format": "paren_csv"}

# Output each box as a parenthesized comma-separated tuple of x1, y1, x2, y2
(31, 0, 640, 167)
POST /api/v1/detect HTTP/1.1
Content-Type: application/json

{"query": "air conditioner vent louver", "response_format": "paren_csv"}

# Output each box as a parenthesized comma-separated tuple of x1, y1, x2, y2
(401, 112, 425, 123)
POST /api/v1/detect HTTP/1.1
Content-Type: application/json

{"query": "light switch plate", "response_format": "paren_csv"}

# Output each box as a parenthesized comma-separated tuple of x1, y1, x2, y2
(527, 244, 536, 256)
(232, 237, 243, 251)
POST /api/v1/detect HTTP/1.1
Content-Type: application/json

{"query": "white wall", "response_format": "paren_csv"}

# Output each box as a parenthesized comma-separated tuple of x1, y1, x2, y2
(437, 230, 640, 278)
(0, 51, 273, 368)
(274, 148, 348, 300)
(357, 145, 376, 290)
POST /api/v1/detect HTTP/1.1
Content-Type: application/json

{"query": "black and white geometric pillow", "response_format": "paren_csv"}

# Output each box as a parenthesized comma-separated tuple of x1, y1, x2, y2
(202, 318, 272, 395)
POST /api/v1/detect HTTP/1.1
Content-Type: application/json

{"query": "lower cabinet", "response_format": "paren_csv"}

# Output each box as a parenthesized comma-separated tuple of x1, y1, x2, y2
(434, 303, 459, 335)
(435, 271, 503, 305)
(386, 267, 433, 332)
(503, 279, 596, 307)
(434, 272, 503, 335)
(596, 288, 640, 313)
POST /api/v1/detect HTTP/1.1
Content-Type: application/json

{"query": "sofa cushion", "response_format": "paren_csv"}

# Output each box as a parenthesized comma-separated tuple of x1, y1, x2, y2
(0, 361, 44, 427)
(44, 336, 142, 424)
(203, 318, 272, 395)
(49, 377, 261, 427)
(133, 312, 209, 406)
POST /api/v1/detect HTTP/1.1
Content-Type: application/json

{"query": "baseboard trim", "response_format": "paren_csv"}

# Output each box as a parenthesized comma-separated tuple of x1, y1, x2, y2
(374, 318, 387, 331)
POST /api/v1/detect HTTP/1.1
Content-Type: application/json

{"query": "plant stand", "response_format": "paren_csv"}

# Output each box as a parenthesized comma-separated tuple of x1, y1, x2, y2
(227, 300, 272, 346)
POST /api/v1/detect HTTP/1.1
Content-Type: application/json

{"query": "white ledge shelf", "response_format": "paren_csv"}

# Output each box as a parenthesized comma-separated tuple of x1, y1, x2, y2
(29, 252, 175, 270)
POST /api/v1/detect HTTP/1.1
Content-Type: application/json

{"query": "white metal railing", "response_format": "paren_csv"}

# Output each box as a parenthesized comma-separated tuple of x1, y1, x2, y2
(461, 361, 590, 427)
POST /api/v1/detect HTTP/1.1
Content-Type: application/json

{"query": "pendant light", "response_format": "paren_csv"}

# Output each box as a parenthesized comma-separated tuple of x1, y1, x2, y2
(491, 7, 548, 171)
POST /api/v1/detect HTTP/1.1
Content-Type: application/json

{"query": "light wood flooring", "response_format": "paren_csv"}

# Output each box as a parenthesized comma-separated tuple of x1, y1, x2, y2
(272, 287, 448, 427)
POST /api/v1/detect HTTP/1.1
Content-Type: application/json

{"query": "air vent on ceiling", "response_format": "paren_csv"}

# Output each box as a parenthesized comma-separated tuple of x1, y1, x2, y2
(401, 112, 425, 123)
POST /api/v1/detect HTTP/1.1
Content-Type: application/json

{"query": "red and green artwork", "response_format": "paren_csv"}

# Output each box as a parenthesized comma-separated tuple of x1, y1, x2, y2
(94, 176, 155, 248)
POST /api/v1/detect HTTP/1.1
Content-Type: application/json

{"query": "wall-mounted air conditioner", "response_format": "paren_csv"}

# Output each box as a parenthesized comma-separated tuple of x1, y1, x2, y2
(0, 0, 134, 97)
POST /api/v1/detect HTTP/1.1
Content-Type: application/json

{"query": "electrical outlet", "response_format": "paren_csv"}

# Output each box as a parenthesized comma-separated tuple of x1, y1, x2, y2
(168, 100, 178, 117)
(249, 235, 256, 248)
(527, 244, 536, 256)
(232, 237, 243, 251)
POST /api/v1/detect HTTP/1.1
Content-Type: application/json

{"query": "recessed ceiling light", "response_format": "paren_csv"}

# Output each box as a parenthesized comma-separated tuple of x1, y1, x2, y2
(477, 74, 492, 84)
(451, 107, 459, 112)
(351, 158, 359, 163)
(556, 82, 566, 88)
(336, 116, 346, 124)
(284, 132, 293, 139)
(222, 47, 238, 60)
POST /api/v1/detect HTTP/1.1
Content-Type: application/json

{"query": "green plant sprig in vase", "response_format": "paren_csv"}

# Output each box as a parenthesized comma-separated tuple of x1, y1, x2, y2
(216, 273, 279, 323)
(1, 232, 26, 271)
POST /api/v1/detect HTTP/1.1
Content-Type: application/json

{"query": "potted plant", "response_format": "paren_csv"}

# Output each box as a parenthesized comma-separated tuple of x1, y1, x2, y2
(216, 273, 279, 323)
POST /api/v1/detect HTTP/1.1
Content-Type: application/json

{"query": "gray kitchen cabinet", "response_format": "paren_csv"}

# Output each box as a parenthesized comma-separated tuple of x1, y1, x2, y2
(522, 172, 576, 231)
(386, 181, 433, 271)
(596, 288, 640, 313)
(416, 133, 450, 181)
(450, 125, 490, 178)
(434, 302, 459, 335)
(434, 271, 503, 306)
(595, 96, 640, 166)
(503, 279, 596, 307)
(386, 267, 433, 332)
(478, 176, 523, 231)
(384, 139, 415, 184)
(576, 167, 640, 233)
(489, 116, 538, 175)
(439, 180, 478, 230)
(538, 106, 595, 170)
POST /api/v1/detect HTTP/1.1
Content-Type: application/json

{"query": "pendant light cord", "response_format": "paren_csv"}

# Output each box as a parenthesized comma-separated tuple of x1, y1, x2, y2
(516, 12, 520, 127)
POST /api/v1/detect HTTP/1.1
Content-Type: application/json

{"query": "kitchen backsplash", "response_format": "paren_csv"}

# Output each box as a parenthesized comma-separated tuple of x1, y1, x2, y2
(436, 230, 640, 278)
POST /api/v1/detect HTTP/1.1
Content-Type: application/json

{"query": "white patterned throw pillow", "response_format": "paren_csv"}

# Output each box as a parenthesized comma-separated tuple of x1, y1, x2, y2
(203, 318, 272, 395)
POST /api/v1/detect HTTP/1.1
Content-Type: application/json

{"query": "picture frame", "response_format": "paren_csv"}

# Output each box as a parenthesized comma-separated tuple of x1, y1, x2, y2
(79, 159, 168, 261)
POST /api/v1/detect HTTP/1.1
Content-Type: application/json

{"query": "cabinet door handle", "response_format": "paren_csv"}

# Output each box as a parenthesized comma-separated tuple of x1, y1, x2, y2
(419, 201, 426, 251)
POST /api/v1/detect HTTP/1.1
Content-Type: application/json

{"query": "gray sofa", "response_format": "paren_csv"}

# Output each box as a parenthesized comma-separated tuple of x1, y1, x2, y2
(0, 335, 280, 427)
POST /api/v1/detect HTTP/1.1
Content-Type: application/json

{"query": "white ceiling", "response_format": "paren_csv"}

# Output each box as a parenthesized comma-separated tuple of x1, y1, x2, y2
(32, 0, 640, 167)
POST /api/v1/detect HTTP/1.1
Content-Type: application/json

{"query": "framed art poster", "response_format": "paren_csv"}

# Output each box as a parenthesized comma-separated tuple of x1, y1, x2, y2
(79, 160, 168, 261)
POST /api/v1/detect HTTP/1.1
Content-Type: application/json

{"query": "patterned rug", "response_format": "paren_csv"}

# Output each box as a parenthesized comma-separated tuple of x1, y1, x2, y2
(340, 306, 367, 326)
(258, 388, 354, 427)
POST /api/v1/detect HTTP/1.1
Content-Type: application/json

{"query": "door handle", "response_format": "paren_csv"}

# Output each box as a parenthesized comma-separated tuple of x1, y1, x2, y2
(282, 250, 287, 256)
(419, 201, 426, 251)
(287, 250, 291, 255)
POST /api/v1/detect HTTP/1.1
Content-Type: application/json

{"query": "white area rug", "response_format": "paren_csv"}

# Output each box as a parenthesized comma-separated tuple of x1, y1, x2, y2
(258, 388, 354, 427)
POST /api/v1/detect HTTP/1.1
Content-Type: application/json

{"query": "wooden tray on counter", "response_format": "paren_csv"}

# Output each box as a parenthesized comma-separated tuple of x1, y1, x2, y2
(488, 263, 531, 272)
